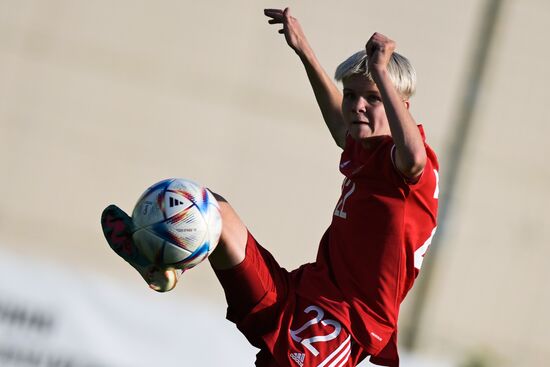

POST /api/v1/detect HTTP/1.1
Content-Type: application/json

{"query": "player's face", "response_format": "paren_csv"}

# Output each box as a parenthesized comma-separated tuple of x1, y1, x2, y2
(341, 75, 391, 141)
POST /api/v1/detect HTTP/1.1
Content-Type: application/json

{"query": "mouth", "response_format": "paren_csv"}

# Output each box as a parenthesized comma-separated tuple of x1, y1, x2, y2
(352, 120, 370, 126)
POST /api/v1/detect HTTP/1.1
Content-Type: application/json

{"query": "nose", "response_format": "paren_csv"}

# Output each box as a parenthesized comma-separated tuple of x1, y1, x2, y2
(351, 96, 367, 114)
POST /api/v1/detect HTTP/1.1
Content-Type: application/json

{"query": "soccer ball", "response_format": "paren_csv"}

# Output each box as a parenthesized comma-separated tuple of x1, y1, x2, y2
(131, 178, 222, 270)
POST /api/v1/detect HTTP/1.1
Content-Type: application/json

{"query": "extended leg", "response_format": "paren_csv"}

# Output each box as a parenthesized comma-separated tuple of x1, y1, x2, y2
(101, 191, 254, 292)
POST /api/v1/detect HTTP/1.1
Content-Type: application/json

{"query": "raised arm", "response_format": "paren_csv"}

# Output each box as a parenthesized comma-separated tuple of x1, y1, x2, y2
(264, 7, 347, 148)
(366, 33, 427, 179)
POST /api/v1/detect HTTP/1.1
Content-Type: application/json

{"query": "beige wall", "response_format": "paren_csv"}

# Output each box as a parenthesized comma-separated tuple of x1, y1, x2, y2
(1, 0, 548, 366)
(415, 0, 550, 365)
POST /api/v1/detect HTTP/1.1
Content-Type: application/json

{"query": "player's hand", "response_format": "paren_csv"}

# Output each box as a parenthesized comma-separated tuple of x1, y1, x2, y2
(264, 7, 311, 57)
(366, 32, 396, 75)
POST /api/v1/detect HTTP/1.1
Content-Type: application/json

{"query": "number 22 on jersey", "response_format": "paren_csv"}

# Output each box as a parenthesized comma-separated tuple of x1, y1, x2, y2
(335, 169, 439, 221)
(334, 170, 440, 270)
(333, 178, 355, 219)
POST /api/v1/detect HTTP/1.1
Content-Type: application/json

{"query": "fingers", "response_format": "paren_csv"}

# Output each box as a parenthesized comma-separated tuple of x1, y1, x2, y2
(264, 8, 284, 15)
(365, 32, 395, 57)
(365, 32, 397, 74)
(264, 8, 284, 21)
(264, 7, 288, 36)
(264, 7, 292, 23)
(264, 8, 284, 35)
(264, 7, 308, 55)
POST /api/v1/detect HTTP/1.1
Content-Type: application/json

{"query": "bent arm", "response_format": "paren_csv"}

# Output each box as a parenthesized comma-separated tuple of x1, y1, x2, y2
(375, 70, 426, 178)
(265, 8, 347, 148)
(367, 34, 427, 179)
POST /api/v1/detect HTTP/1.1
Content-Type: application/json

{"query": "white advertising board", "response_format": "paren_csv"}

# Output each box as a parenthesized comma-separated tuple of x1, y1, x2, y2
(0, 248, 256, 367)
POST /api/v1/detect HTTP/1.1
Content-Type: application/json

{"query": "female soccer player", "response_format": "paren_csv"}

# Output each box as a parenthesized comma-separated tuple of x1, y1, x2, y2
(101, 7, 439, 366)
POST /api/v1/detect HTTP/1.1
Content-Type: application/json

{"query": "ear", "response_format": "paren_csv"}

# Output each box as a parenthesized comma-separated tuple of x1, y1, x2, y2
(404, 100, 410, 110)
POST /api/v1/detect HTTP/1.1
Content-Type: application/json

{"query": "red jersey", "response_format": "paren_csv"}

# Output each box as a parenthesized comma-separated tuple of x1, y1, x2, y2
(294, 125, 439, 366)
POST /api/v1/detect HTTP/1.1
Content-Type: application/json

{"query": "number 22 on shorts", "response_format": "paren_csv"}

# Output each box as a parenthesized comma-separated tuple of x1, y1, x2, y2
(289, 305, 342, 356)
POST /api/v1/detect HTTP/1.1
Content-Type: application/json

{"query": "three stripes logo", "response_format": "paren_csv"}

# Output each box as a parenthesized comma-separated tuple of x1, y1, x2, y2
(290, 352, 305, 367)
(169, 197, 185, 208)
(316, 336, 351, 367)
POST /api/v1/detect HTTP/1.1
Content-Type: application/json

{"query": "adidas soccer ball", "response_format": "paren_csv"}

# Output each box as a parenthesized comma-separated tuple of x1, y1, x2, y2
(131, 178, 222, 270)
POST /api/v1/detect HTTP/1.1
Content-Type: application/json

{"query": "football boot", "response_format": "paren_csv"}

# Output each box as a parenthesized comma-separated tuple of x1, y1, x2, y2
(101, 204, 183, 292)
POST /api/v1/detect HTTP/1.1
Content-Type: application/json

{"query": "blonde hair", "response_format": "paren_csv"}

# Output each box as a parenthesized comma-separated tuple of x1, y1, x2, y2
(334, 50, 416, 99)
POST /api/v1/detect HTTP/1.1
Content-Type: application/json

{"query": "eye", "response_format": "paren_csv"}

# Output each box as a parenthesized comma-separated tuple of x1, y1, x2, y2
(366, 95, 382, 104)
(343, 90, 355, 100)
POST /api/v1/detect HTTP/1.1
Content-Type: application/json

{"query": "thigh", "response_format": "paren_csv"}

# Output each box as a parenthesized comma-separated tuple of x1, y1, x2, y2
(214, 231, 290, 326)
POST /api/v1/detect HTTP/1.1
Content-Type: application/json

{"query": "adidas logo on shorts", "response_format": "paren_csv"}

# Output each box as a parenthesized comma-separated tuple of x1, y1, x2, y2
(290, 352, 305, 366)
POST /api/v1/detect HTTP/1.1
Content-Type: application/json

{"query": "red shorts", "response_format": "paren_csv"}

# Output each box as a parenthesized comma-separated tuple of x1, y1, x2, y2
(214, 232, 368, 367)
